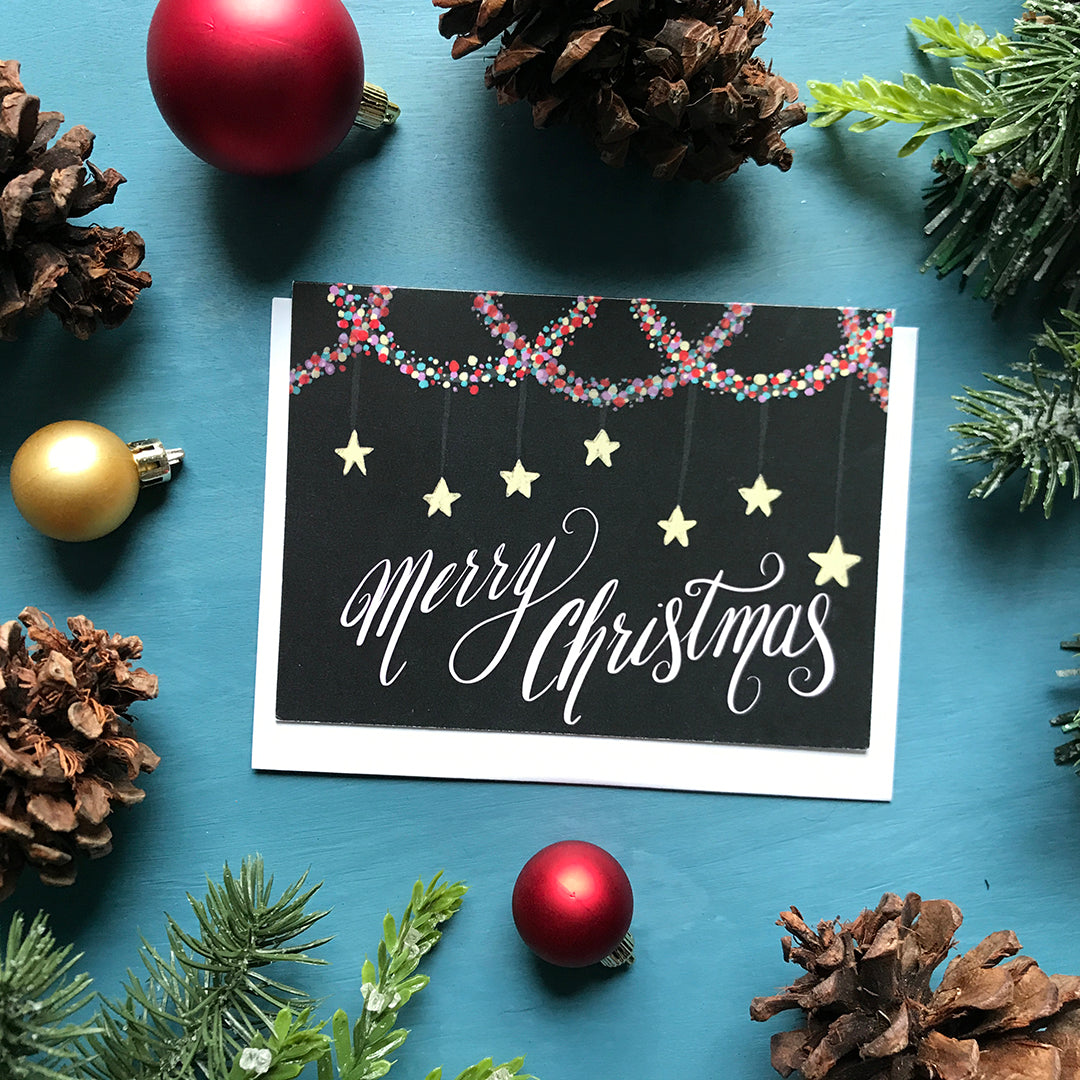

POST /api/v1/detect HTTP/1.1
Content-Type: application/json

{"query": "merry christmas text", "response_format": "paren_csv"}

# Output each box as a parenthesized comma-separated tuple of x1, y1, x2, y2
(338, 507, 835, 725)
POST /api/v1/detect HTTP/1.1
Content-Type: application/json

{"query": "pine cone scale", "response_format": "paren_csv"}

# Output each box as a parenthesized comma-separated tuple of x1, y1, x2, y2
(26, 840, 72, 866)
(915, 1030, 979, 1080)
(655, 18, 720, 80)
(860, 1004, 910, 1059)
(0, 92, 38, 152)
(74, 820, 112, 855)
(0, 810, 33, 839)
(803, 1013, 886, 1080)
(27, 792, 78, 832)
(74, 777, 111, 824)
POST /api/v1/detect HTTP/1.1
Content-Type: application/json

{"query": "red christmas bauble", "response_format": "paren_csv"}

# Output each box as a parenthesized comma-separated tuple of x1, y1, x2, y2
(512, 840, 634, 968)
(146, 0, 364, 175)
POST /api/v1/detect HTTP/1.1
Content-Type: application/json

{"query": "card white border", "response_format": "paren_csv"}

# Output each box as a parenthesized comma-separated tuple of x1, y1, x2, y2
(253, 297, 916, 800)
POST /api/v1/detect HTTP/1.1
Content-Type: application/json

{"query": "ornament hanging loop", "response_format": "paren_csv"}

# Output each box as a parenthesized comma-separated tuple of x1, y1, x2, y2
(128, 440, 185, 487)
(354, 82, 400, 129)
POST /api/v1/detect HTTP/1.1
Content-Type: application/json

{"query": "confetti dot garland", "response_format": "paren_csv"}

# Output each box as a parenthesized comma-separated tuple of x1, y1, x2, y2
(290, 286, 894, 412)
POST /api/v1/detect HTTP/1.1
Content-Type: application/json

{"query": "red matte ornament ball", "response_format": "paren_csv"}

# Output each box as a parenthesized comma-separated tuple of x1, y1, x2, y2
(512, 840, 633, 968)
(146, 0, 365, 175)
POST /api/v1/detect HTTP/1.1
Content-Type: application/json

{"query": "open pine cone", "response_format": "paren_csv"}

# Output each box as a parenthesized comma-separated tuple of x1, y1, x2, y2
(435, 0, 807, 181)
(0, 607, 159, 899)
(750, 892, 1080, 1079)
(0, 59, 151, 341)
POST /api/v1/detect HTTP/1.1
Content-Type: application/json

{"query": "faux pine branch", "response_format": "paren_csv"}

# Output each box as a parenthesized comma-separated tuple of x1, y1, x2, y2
(84, 857, 332, 1080)
(809, 1, 1080, 303)
(1051, 633, 1080, 773)
(0, 911, 98, 1080)
(0, 857, 532, 1080)
(951, 313, 1080, 516)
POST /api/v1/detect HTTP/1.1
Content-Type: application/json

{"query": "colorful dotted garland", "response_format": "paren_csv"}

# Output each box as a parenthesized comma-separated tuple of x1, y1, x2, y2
(289, 286, 893, 410)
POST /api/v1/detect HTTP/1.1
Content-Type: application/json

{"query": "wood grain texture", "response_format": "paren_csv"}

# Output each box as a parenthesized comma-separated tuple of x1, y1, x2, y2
(2, 2, 1077, 1078)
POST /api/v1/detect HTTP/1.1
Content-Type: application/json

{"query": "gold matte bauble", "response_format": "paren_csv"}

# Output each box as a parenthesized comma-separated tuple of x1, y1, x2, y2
(10, 421, 141, 542)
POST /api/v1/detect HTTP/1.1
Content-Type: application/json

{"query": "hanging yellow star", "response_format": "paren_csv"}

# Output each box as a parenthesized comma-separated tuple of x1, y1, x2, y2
(658, 504, 697, 547)
(422, 477, 461, 518)
(499, 459, 540, 498)
(808, 535, 862, 587)
(584, 428, 621, 467)
(738, 474, 782, 516)
(334, 430, 374, 476)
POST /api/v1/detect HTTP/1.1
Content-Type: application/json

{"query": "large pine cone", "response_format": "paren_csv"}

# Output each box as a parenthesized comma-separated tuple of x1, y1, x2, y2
(750, 892, 1080, 1079)
(0, 59, 151, 341)
(435, 0, 807, 181)
(0, 607, 160, 899)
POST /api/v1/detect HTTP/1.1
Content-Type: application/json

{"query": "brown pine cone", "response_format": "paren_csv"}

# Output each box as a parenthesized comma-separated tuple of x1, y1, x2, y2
(0, 59, 151, 340)
(0, 607, 160, 899)
(434, 0, 806, 182)
(750, 892, 1080, 1079)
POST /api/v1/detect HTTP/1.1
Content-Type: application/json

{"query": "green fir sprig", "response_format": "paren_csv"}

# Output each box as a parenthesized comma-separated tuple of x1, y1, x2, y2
(809, 1, 1080, 175)
(1050, 633, 1080, 772)
(0, 911, 98, 1080)
(0, 857, 532, 1080)
(951, 312, 1080, 515)
(809, 1, 1080, 303)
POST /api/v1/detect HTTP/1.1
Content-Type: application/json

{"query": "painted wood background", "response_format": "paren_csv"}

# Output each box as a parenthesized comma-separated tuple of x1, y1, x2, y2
(3, 2, 1078, 1077)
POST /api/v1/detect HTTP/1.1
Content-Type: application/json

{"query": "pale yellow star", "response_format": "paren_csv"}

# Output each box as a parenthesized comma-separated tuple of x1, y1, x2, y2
(584, 428, 621, 467)
(738, 474, 782, 516)
(658, 504, 697, 547)
(334, 430, 374, 476)
(808, 535, 862, 587)
(500, 459, 540, 498)
(422, 476, 461, 518)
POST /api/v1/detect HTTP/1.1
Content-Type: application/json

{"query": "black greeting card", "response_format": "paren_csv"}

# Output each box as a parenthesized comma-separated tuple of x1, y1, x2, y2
(253, 284, 915, 799)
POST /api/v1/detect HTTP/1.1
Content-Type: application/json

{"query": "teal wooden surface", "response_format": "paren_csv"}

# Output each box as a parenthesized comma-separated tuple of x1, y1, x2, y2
(3, 2, 1079, 1077)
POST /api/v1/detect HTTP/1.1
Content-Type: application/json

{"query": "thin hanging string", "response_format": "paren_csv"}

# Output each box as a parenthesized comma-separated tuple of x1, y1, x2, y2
(515, 378, 527, 460)
(439, 389, 451, 476)
(834, 376, 854, 535)
(756, 400, 769, 475)
(677, 388, 698, 504)
(349, 353, 362, 428)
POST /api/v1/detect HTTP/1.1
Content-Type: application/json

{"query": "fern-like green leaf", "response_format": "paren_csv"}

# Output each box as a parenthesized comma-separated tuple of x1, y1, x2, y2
(810, 2, 1080, 180)
(807, 74, 990, 134)
(911, 15, 1012, 65)
(329, 874, 467, 1080)
(0, 863, 525, 1080)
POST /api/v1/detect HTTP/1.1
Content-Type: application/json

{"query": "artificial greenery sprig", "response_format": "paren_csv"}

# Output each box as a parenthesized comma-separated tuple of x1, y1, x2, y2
(0, 857, 532, 1080)
(1050, 632, 1080, 772)
(83, 857, 331, 1080)
(808, 3, 1080, 175)
(0, 911, 98, 1080)
(315, 874, 470, 1080)
(808, 2, 1080, 304)
(951, 311, 1080, 515)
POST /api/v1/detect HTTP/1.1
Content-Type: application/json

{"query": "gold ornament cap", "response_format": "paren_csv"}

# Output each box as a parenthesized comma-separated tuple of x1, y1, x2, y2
(354, 82, 400, 129)
(10, 420, 184, 542)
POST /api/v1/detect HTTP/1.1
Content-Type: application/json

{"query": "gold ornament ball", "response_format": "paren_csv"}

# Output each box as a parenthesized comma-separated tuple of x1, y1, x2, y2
(10, 421, 141, 542)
